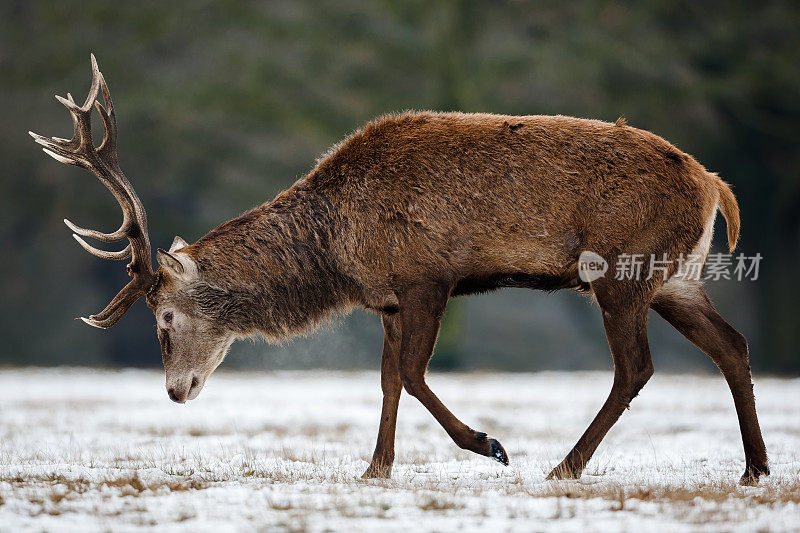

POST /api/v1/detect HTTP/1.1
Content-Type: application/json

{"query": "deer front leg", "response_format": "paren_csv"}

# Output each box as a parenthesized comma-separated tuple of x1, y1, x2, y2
(397, 285, 509, 466)
(363, 314, 402, 478)
(548, 299, 653, 480)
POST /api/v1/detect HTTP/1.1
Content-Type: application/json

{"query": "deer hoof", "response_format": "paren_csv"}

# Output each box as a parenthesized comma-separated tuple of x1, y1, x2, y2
(546, 462, 582, 480)
(739, 463, 770, 486)
(361, 462, 392, 479)
(489, 438, 509, 466)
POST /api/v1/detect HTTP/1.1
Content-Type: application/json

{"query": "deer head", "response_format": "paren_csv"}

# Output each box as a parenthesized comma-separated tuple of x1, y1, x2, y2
(150, 237, 235, 403)
(30, 55, 234, 403)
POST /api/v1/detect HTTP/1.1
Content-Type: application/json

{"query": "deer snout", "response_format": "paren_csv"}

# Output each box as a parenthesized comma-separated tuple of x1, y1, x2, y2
(186, 375, 205, 401)
(166, 374, 204, 404)
(167, 387, 185, 403)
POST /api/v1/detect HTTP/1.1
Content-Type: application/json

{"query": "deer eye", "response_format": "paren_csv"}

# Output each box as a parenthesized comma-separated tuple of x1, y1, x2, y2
(163, 311, 173, 326)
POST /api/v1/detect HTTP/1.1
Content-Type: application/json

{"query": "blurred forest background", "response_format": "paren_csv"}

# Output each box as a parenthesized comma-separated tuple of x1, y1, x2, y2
(1, 1, 798, 373)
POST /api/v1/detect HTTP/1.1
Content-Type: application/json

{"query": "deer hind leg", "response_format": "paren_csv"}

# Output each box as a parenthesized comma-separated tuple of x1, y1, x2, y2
(397, 285, 509, 466)
(548, 283, 654, 480)
(362, 314, 403, 478)
(651, 281, 769, 485)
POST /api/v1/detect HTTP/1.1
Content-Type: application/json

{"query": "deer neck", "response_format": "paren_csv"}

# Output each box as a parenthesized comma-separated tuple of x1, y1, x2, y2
(187, 185, 357, 340)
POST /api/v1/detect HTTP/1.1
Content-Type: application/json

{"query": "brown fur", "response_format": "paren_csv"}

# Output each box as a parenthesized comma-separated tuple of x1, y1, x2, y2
(176, 112, 722, 322)
(131, 111, 771, 484)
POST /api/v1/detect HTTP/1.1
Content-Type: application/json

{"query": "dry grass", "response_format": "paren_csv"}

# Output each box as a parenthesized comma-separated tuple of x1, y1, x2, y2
(534, 478, 800, 506)
(1, 471, 208, 495)
(418, 495, 464, 511)
(5, 464, 796, 509)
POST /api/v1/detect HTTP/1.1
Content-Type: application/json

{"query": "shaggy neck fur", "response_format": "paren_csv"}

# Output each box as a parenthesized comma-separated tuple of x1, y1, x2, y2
(185, 183, 357, 341)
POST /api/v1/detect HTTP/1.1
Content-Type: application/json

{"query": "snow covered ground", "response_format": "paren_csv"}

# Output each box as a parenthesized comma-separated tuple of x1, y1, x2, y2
(0, 369, 797, 531)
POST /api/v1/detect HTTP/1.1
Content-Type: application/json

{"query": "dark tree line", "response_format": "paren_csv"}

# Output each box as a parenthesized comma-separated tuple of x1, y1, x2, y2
(1, 1, 797, 372)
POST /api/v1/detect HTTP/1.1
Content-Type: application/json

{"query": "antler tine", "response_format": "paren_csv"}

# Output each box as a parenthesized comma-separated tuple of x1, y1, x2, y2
(55, 93, 82, 112)
(98, 73, 114, 118)
(31, 54, 156, 329)
(79, 277, 148, 329)
(56, 93, 80, 144)
(71, 234, 132, 260)
(28, 131, 82, 166)
(83, 54, 104, 112)
(64, 218, 129, 243)
(94, 99, 117, 159)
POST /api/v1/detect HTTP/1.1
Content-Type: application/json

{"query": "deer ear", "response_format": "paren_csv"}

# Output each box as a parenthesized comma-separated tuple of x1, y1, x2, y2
(157, 249, 184, 276)
(157, 248, 198, 280)
(169, 235, 189, 253)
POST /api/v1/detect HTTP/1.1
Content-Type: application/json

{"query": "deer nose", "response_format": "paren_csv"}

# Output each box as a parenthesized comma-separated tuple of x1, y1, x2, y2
(167, 387, 186, 404)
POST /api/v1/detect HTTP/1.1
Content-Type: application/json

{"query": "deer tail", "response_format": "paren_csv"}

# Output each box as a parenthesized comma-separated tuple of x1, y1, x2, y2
(714, 175, 740, 252)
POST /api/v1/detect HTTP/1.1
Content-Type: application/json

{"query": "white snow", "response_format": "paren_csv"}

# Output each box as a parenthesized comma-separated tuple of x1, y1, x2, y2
(0, 369, 798, 531)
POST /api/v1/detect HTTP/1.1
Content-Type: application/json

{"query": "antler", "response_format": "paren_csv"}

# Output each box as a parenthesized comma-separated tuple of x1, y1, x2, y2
(29, 54, 156, 328)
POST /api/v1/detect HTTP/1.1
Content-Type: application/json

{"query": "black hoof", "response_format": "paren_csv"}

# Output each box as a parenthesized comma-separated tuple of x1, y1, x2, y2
(489, 438, 509, 466)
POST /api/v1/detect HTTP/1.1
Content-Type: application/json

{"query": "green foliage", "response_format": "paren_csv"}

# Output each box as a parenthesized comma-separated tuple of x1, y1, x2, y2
(1, 1, 798, 371)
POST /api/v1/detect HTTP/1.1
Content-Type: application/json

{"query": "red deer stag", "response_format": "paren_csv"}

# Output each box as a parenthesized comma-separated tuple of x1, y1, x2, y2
(30, 56, 768, 485)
